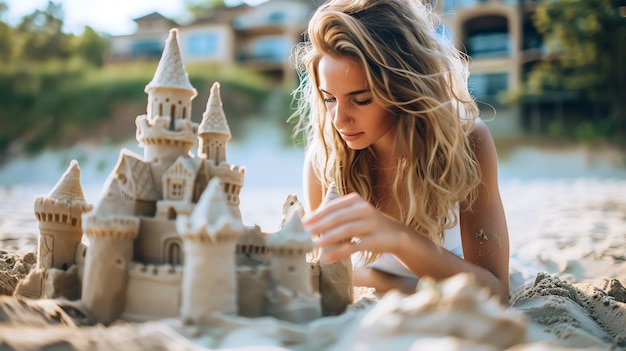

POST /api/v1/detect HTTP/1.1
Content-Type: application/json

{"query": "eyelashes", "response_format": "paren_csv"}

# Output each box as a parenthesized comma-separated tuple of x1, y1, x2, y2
(322, 97, 372, 106)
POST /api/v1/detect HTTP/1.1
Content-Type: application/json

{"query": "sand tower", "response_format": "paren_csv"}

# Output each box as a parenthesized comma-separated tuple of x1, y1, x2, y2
(197, 82, 245, 218)
(198, 82, 230, 164)
(177, 178, 244, 323)
(81, 177, 140, 324)
(33, 160, 93, 271)
(136, 28, 198, 198)
(317, 183, 353, 315)
(266, 212, 322, 323)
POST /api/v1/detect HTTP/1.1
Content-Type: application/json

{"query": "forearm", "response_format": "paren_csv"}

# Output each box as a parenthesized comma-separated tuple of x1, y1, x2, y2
(392, 226, 507, 303)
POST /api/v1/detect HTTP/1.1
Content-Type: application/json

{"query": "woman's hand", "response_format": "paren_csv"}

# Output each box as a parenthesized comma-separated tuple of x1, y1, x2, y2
(303, 193, 404, 262)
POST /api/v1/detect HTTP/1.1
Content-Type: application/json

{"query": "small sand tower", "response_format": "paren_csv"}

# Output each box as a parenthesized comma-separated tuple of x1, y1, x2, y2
(81, 177, 140, 324)
(177, 177, 244, 323)
(198, 82, 230, 164)
(266, 212, 321, 323)
(317, 183, 353, 315)
(33, 160, 93, 271)
(15, 160, 93, 300)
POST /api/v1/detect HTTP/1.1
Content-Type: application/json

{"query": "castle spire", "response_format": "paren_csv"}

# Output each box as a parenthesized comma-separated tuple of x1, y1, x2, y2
(198, 82, 232, 163)
(179, 177, 243, 242)
(145, 28, 197, 97)
(198, 82, 231, 137)
(44, 159, 91, 210)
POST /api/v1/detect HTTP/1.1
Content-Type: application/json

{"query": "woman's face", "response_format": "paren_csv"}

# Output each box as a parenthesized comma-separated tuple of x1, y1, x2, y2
(317, 55, 396, 154)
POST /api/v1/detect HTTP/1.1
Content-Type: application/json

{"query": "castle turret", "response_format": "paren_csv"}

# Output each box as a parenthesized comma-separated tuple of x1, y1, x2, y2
(177, 177, 244, 323)
(81, 177, 140, 324)
(136, 28, 198, 197)
(266, 212, 321, 323)
(33, 160, 93, 270)
(196, 81, 244, 218)
(198, 82, 230, 164)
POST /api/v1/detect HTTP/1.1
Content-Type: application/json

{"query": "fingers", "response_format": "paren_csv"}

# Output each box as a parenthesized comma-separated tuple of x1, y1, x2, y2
(303, 193, 374, 246)
(303, 192, 397, 262)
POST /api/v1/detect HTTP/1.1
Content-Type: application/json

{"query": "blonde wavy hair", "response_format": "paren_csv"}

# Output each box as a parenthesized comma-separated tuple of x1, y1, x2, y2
(290, 0, 482, 248)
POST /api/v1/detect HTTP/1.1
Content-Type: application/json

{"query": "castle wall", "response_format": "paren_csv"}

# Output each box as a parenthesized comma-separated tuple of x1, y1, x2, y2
(81, 235, 135, 324)
(181, 241, 239, 323)
(135, 217, 180, 265)
(121, 263, 183, 322)
(269, 252, 313, 294)
(236, 265, 269, 317)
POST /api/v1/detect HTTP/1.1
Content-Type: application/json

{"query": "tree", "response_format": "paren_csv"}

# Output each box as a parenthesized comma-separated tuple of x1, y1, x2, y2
(75, 26, 108, 67)
(16, 1, 72, 61)
(184, 0, 228, 18)
(525, 0, 626, 139)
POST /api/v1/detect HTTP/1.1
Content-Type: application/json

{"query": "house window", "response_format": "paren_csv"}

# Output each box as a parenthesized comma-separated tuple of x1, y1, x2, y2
(170, 181, 184, 199)
(251, 37, 290, 62)
(466, 32, 510, 58)
(469, 73, 508, 101)
(131, 39, 163, 59)
(268, 11, 286, 24)
(186, 32, 219, 57)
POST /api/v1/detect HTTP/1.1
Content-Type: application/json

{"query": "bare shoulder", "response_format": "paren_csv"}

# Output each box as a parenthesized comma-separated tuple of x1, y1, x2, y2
(303, 147, 324, 213)
(469, 118, 498, 165)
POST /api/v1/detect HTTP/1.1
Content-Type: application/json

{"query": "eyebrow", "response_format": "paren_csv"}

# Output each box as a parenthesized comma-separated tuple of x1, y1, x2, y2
(319, 88, 370, 97)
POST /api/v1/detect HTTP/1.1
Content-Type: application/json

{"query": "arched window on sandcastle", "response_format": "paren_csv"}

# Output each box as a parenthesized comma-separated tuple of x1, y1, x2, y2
(164, 238, 183, 265)
(167, 207, 177, 220)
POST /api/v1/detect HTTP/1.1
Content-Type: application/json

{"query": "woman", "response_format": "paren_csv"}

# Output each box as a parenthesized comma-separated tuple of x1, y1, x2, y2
(290, 0, 510, 303)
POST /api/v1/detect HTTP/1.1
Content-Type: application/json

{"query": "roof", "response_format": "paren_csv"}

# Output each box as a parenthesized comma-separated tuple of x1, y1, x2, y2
(144, 28, 197, 96)
(133, 12, 178, 24)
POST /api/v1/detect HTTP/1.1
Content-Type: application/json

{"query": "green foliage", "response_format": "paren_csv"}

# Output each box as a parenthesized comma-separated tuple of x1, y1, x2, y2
(75, 26, 109, 67)
(0, 0, 278, 156)
(16, 1, 73, 61)
(184, 0, 228, 18)
(0, 1, 108, 66)
(518, 0, 626, 142)
(0, 61, 272, 155)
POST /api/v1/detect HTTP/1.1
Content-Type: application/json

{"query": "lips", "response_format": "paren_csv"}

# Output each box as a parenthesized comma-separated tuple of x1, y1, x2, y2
(339, 131, 364, 142)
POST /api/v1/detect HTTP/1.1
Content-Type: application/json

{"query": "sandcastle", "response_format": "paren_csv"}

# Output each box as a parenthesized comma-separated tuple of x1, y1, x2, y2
(14, 28, 353, 326)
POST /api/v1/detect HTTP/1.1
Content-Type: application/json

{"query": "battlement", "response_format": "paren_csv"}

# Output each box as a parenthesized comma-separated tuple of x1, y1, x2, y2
(208, 163, 245, 184)
(128, 263, 183, 283)
(135, 114, 197, 147)
(34, 197, 92, 228)
(123, 262, 183, 322)
(236, 243, 269, 255)
(269, 247, 312, 256)
(83, 215, 140, 239)
(180, 229, 242, 244)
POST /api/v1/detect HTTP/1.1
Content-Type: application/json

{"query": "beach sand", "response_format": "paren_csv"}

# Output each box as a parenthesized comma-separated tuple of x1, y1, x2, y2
(0, 177, 625, 350)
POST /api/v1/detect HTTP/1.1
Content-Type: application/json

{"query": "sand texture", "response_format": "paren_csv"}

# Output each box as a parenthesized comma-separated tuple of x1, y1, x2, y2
(0, 178, 625, 350)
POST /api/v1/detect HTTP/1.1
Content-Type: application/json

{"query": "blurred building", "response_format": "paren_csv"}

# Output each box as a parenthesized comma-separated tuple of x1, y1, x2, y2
(110, 0, 557, 135)
(108, 0, 315, 85)
(431, 0, 548, 135)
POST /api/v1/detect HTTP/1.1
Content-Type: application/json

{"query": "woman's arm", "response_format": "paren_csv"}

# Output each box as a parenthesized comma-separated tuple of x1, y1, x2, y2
(459, 119, 510, 302)
(305, 120, 510, 303)
(392, 120, 509, 302)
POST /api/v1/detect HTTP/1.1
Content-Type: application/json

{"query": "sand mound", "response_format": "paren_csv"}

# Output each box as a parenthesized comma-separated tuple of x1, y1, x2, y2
(511, 272, 626, 349)
(0, 250, 36, 296)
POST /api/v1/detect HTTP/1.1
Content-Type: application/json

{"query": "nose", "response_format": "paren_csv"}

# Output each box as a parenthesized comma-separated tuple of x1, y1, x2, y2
(330, 101, 352, 130)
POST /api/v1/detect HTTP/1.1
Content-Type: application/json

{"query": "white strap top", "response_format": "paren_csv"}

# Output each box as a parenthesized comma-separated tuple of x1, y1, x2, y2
(363, 208, 464, 279)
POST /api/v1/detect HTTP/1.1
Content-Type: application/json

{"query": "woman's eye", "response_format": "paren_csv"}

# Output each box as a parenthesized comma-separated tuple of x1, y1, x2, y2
(323, 97, 336, 103)
(355, 99, 372, 106)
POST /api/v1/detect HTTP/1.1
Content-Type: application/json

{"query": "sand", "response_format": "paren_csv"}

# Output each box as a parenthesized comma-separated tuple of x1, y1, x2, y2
(0, 175, 625, 350)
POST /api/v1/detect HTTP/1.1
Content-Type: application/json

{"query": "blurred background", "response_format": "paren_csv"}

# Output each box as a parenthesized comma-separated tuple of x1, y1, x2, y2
(0, 0, 624, 235)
